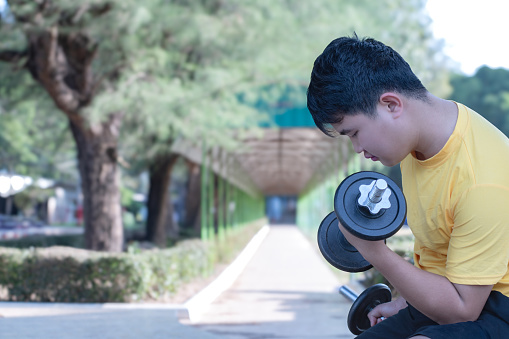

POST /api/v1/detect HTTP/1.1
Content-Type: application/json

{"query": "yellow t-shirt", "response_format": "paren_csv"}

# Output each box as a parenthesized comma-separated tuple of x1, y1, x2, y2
(400, 102, 509, 297)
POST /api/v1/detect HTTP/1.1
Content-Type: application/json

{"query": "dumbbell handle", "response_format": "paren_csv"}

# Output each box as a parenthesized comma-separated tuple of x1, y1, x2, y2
(340, 284, 387, 321)
(339, 285, 358, 302)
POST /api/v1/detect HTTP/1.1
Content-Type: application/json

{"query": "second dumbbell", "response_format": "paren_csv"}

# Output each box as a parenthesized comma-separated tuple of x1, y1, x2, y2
(340, 284, 392, 335)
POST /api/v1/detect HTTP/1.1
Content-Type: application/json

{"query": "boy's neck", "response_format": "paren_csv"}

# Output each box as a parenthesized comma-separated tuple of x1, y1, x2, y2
(412, 94, 458, 161)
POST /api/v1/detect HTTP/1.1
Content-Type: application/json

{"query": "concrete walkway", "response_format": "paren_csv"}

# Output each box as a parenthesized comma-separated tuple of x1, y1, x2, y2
(0, 224, 357, 338)
(190, 224, 355, 338)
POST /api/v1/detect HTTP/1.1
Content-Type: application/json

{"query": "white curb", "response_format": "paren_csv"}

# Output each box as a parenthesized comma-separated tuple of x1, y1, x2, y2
(181, 224, 270, 322)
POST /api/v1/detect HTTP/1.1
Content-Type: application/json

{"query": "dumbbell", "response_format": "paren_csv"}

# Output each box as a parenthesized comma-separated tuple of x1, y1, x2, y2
(340, 283, 392, 335)
(317, 171, 406, 272)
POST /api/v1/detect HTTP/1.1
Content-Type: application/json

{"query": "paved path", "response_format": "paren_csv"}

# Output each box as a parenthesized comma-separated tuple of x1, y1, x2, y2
(0, 224, 358, 338)
(0, 308, 219, 339)
(188, 224, 355, 338)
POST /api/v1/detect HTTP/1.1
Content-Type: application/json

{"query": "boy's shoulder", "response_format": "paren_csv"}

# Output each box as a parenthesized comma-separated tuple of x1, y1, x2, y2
(461, 104, 509, 185)
(401, 102, 509, 187)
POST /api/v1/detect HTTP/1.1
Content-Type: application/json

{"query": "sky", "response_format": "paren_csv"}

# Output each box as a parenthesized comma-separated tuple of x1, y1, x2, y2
(425, 0, 509, 75)
(0, 0, 507, 76)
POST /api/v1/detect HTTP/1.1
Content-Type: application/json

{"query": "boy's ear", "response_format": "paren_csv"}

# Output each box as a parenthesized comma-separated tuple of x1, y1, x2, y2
(379, 92, 403, 118)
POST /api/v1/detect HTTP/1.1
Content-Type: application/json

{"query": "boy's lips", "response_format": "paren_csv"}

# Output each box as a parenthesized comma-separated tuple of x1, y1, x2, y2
(364, 152, 378, 161)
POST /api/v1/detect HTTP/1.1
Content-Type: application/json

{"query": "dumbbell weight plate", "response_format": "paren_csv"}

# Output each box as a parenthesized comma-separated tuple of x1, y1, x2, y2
(348, 284, 392, 335)
(335, 171, 406, 241)
(317, 211, 372, 272)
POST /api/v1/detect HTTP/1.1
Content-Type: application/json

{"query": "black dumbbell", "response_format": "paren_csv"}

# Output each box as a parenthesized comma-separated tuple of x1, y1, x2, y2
(340, 284, 392, 335)
(317, 171, 406, 272)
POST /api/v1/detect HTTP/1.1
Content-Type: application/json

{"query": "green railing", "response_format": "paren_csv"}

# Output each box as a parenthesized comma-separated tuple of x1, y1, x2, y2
(200, 145, 265, 242)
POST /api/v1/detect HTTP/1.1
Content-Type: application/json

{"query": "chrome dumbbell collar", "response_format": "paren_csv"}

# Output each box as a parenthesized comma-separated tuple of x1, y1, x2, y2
(357, 179, 392, 214)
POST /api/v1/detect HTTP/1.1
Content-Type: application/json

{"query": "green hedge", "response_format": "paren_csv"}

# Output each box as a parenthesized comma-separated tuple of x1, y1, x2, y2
(0, 219, 266, 302)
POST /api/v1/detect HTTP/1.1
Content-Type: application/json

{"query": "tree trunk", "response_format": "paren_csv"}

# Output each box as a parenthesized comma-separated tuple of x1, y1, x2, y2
(70, 116, 124, 252)
(165, 194, 178, 239)
(146, 154, 179, 247)
(182, 160, 201, 237)
(13, 26, 125, 251)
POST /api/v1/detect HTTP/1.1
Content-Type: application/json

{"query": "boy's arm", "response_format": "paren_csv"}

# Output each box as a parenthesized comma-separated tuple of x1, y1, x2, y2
(368, 295, 408, 326)
(338, 222, 493, 325)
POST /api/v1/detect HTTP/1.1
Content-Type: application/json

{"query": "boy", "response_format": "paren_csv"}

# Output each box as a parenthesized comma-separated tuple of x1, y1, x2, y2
(307, 34, 509, 338)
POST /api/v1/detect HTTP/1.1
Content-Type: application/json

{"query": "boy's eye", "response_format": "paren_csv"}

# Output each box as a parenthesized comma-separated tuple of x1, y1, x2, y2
(351, 131, 358, 137)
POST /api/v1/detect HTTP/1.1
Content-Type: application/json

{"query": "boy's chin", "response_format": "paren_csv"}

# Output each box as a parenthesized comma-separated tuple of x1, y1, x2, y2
(380, 159, 397, 167)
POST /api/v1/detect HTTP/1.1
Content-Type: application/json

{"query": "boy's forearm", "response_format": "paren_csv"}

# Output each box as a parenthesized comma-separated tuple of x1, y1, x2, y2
(362, 245, 482, 324)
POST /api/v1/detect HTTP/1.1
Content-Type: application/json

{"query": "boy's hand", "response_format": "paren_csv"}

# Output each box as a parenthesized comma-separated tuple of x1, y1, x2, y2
(337, 218, 385, 255)
(368, 297, 407, 327)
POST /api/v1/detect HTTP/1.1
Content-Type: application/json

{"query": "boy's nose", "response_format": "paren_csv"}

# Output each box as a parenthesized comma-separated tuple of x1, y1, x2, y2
(352, 140, 363, 154)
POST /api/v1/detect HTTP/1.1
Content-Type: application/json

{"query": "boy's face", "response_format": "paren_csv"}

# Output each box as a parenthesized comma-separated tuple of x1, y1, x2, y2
(331, 107, 408, 167)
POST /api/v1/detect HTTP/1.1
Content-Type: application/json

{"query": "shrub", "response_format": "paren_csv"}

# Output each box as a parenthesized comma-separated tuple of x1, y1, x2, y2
(0, 219, 265, 302)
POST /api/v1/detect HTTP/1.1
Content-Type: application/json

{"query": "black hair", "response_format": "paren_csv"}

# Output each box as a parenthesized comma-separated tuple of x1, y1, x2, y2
(307, 33, 428, 137)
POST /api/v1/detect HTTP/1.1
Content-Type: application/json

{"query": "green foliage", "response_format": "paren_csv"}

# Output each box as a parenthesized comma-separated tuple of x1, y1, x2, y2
(0, 62, 76, 179)
(239, 0, 453, 130)
(0, 219, 264, 302)
(0, 248, 149, 302)
(12, 186, 53, 213)
(449, 66, 509, 136)
(1, 0, 452, 176)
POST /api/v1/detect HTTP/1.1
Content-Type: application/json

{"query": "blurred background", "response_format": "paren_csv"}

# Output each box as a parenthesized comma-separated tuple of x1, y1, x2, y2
(0, 0, 509, 303)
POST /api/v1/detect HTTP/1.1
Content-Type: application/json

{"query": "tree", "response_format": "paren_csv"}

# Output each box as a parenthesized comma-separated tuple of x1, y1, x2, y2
(0, 0, 278, 249)
(0, 1, 150, 251)
(0, 63, 75, 180)
(449, 66, 509, 136)
(106, 1, 276, 246)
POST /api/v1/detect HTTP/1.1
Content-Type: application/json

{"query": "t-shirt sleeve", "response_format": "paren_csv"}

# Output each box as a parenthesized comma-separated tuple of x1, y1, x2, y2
(446, 185, 509, 285)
